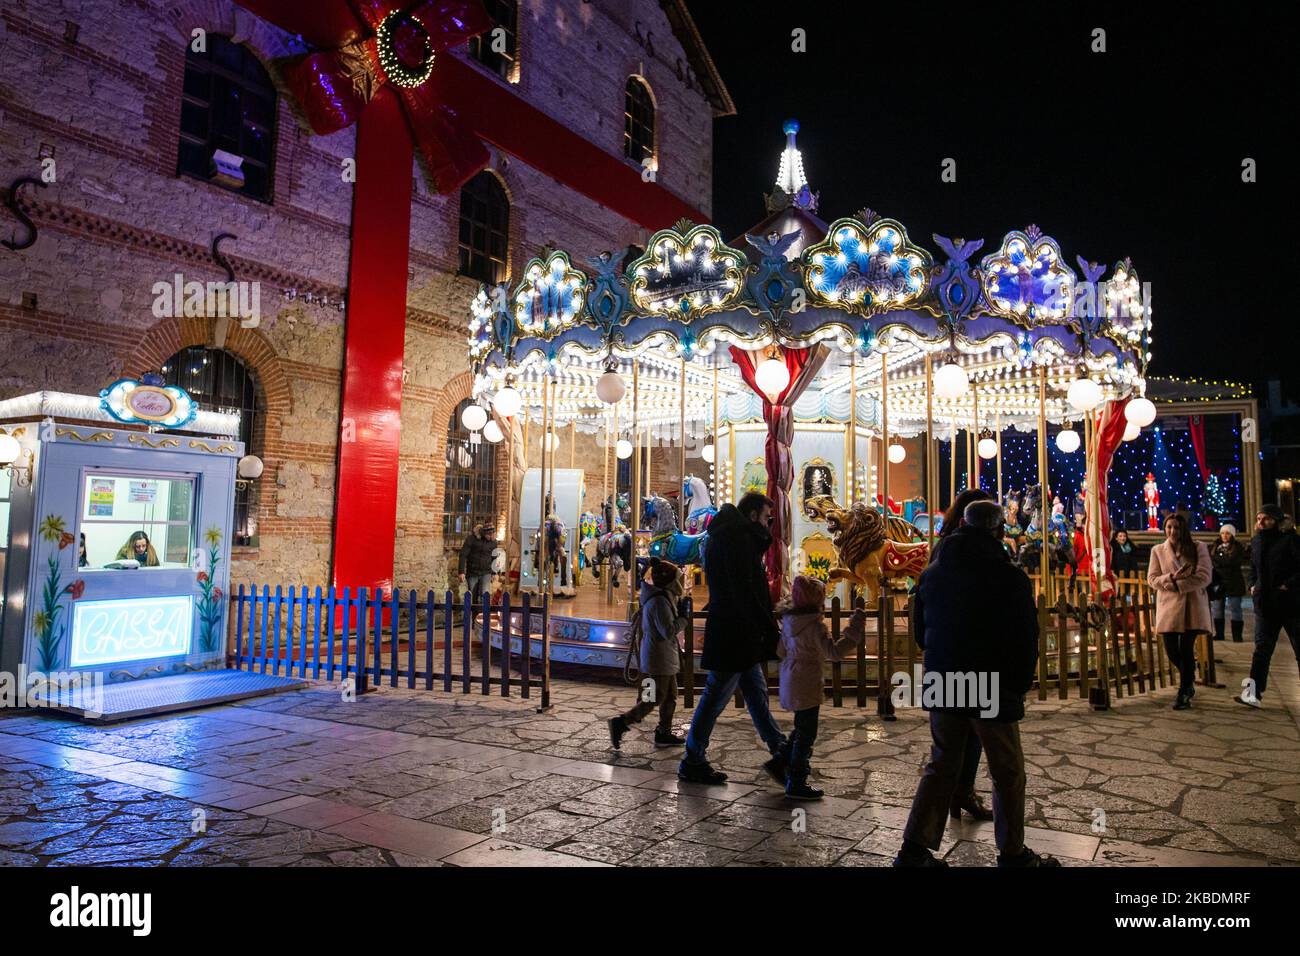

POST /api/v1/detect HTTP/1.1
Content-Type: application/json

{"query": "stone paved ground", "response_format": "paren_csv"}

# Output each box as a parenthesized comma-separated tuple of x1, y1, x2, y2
(1, 638, 1297, 867)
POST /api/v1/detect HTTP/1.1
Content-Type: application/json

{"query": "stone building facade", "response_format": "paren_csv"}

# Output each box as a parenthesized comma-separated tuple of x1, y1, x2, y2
(0, 0, 729, 587)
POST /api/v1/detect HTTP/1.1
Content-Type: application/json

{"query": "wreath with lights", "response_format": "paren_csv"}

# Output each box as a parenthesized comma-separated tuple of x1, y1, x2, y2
(376, 9, 434, 88)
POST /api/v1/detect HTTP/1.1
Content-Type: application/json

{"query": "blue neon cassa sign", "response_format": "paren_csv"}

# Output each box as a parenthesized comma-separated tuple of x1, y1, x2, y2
(69, 595, 194, 668)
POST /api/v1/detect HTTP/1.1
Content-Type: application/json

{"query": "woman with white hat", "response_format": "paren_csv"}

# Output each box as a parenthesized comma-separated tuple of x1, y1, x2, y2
(1211, 523, 1248, 642)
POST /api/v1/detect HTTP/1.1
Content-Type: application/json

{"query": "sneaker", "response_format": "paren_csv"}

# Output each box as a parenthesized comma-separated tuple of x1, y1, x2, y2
(893, 842, 948, 867)
(1233, 693, 1262, 709)
(998, 847, 1061, 868)
(607, 717, 628, 750)
(762, 754, 789, 786)
(1172, 692, 1191, 711)
(653, 728, 686, 748)
(678, 761, 728, 785)
(785, 780, 824, 801)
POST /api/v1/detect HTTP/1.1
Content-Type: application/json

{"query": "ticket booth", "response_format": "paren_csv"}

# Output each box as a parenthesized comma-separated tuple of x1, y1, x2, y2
(0, 379, 300, 720)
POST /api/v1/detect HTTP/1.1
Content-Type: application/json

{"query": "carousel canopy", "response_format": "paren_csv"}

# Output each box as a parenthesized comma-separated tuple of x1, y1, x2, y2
(468, 121, 1152, 440)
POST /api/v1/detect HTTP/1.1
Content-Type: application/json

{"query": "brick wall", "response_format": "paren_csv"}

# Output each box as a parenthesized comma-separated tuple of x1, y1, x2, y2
(0, 0, 717, 587)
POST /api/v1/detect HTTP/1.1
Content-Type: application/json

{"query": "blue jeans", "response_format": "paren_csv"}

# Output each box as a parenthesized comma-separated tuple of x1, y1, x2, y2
(683, 664, 787, 765)
(1211, 596, 1243, 622)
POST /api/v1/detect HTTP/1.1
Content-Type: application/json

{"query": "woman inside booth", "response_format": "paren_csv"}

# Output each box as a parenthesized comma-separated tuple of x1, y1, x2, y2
(115, 530, 160, 567)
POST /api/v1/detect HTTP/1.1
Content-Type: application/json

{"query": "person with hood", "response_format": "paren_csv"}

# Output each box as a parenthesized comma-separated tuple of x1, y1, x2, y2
(1237, 504, 1300, 708)
(608, 558, 688, 750)
(116, 531, 160, 567)
(679, 492, 789, 786)
(774, 575, 865, 800)
(1210, 523, 1248, 642)
(458, 522, 497, 606)
(895, 500, 1058, 868)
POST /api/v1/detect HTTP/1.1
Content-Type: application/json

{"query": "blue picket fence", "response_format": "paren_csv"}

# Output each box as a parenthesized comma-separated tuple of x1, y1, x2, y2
(230, 586, 543, 699)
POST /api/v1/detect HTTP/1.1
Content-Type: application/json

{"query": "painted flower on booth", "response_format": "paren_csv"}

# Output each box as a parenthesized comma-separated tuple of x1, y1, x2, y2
(39, 515, 67, 544)
(64, 580, 85, 601)
(196, 527, 224, 653)
(204, 526, 222, 547)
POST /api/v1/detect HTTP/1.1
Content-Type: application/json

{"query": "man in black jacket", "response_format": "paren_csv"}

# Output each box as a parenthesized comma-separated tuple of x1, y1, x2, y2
(895, 501, 1059, 867)
(679, 492, 788, 785)
(458, 523, 497, 606)
(1237, 504, 1300, 708)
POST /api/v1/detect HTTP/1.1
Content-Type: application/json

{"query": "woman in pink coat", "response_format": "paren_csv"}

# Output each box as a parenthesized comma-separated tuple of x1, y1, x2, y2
(1147, 513, 1212, 710)
(775, 575, 866, 800)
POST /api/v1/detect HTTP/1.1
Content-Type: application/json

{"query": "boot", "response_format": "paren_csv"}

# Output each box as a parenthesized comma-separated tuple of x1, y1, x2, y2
(678, 760, 728, 784)
(950, 790, 994, 821)
(763, 752, 790, 787)
(653, 727, 685, 748)
(1213, 618, 1225, 642)
(607, 716, 628, 750)
(998, 847, 1062, 868)
(785, 775, 824, 801)
(894, 840, 949, 867)
(1231, 619, 1244, 643)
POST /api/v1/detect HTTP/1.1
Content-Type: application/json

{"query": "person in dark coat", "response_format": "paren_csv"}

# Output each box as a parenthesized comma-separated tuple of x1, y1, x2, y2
(1210, 524, 1248, 642)
(1237, 504, 1300, 708)
(458, 523, 497, 605)
(928, 488, 995, 822)
(679, 492, 788, 785)
(895, 500, 1059, 868)
(608, 559, 687, 750)
(1110, 529, 1140, 577)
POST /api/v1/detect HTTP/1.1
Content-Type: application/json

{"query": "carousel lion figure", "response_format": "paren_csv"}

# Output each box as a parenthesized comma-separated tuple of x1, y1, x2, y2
(804, 494, 929, 608)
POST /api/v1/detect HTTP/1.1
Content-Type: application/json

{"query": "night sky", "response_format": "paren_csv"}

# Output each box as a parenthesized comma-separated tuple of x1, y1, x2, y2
(686, 4, 1292, 395)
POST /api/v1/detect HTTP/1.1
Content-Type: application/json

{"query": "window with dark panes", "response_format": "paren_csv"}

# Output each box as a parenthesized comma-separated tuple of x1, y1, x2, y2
(623, 77, 655, 164)
(162, 347, 263, 546)
(457, 172, 509, 285)
(443, 399, 499, 554)
(177, 34, 277, 202)
(467, 0, 518, 80)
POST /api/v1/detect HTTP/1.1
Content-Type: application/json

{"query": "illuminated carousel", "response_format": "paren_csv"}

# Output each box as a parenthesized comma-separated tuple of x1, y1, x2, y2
(462, 121, 1155, 670)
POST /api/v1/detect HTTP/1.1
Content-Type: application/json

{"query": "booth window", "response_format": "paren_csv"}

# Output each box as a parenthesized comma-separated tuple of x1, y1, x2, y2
(162, 347, 262, 546)
(457, 171, 509, 285)
(177, 33, 277, 203)
(467, 0, 518, 81)
(79, 474, 195, 569)
(443, 398, 498, 553)
(623, 77, 655, 164)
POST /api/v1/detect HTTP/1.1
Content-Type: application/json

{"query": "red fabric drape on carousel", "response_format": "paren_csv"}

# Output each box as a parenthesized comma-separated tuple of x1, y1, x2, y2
(1084, 397, 1131, 602)
(729, 345, 831, 604)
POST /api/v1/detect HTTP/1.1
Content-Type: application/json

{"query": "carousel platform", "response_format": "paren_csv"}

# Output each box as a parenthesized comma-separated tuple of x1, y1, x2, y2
(30, 669, 307, 724)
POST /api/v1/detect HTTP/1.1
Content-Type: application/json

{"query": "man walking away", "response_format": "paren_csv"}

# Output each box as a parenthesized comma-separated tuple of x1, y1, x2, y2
(458, 522, 497, 606)
(1237, 504, 1300, 708)
(894, 500, 1059, 868)
(679, 492, 788, 785)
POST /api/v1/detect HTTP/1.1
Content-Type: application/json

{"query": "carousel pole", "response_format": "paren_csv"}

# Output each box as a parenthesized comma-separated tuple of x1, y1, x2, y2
(925, 353, 936, 550)
(711, 359, 719, 502)
(538, 372, 552, 710)
(630, 359, 640, 613)
(680, 357, 687, 518)
(849, 351, 858, 504)
(605, 402, 614, 606)
(973, 386, 981, 491)
(950, 411, 957, 509)
(995, 410, 1003, 505)
(1037, 365, 1052, 604)
(515, 409, 530, 597)
(570, 420, 576, 470)
(881, 350, 890, 519)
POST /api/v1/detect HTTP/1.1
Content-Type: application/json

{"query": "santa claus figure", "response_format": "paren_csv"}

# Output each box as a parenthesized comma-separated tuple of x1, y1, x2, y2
(1143, 472, 1160, 530)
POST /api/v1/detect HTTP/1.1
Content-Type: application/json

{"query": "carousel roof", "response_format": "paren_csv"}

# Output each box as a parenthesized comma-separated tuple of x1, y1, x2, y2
(468, 122, 1153, 439)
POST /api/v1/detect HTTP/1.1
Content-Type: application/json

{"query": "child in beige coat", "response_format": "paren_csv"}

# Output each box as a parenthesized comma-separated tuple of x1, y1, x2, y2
(775, 575, 867, 800)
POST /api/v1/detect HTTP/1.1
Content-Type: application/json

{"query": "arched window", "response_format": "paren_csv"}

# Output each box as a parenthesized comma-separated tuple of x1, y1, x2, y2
(468, 0, 518, 80)
(623, 77, 655, 164)
(162, 347, 263, 546)
(177, 33, 277, 202)
(443, 399, 498, 552)
(458, 171, 509, 285)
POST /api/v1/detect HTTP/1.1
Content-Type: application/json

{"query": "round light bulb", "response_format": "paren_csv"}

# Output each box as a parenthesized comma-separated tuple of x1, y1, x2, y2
(754, 357, 791, 398)
(596, 370, 626, 404)
(482, 419, 504, 443)
(0, 433, 19, 466)
(544, 432, 559, 452)
(1125, 396, 1156, 427)
(461, 403, 488, 432)
(1067, 377, 1103, 413)
(1055, 428, 1081, 454)
(887, 443, 906, 464)
(1122, 421, 1140, 442)
(933, 362, 969, 400)
(977, 437, 998, 460)
(615, 439, 633, 460)
(492, 386, 521, 418)
(237, 454, 264, 479)
(701, 443, 715, 464)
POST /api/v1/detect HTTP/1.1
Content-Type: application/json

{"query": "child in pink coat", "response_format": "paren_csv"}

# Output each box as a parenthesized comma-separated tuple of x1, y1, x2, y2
(775, 575, 867, 800)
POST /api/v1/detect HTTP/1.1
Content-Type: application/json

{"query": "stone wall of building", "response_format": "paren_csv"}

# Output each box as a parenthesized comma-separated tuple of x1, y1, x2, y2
(0, 0, 719, 588)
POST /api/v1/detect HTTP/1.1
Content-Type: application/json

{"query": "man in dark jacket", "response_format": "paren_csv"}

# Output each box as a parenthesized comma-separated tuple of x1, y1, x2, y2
(679, 492, 788, 785)
(1237, 504, 1300, 708)
(895, 500, 1059, 868)
(458, 523, 496, 605)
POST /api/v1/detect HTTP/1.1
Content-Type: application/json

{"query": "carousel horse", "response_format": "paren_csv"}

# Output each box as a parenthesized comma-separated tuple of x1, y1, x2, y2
(576, 510, 603, 578)
(805, 494, 929, 609)
(682, 475, 718, 534)
(642, 495, 708, 566)
(581, 526, 633, 589)
(534, 514, 576, 597)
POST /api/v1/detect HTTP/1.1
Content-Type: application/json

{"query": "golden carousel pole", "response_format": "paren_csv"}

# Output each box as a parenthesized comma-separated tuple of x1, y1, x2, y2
(1037, 365, 1052, 604)
(849, 351, 858, 504)
(881, 349, 891, 525)
(605, 400, 615, 606)
(711, 359, 719, 502)
(925, 354, 936, 550)
(972, 385, 981, 491)
(630, 359, 641, 613)
(514, 408, 530, 597)
(949, 410, 957, 508)
(538, 372, 552, 710)
(680, 357, 687, 519)
(995, 410, 1003, 505)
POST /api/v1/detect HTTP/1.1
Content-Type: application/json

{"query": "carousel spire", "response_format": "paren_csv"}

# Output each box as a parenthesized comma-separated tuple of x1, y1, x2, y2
(766, 119, 819, 213)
